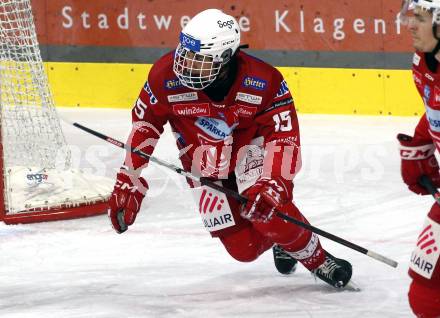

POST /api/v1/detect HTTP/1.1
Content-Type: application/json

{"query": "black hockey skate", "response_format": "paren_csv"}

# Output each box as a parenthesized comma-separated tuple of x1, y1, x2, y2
(272, 245, 298, 275)
(312, 252, 352, 288)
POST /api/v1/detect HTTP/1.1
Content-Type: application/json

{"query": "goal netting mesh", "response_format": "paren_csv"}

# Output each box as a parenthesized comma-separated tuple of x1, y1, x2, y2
(0, 0, 111, 222)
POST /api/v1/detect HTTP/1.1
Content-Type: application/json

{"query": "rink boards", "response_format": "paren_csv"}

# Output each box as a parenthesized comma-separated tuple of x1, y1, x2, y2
(44, 61, 424, 116)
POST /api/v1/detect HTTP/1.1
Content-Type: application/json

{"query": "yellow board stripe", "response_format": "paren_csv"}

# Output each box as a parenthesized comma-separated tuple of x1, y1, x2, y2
(46, 62, 152, 108)
(46, 62, 424, 116)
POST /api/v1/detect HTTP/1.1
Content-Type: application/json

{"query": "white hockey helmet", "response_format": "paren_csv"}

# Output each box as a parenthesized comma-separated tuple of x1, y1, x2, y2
(173, 9, 241, 90)
(398, 0, 440, 25)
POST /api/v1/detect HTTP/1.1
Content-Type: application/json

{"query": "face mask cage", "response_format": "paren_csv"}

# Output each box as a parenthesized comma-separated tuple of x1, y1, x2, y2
(173, 44, 223, 90)
(398, 0, 440, 25)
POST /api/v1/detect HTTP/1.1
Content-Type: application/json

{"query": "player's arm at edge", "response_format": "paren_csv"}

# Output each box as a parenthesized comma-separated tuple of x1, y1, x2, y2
(108, 73, 169, 233)
(241, 71, 301, 222)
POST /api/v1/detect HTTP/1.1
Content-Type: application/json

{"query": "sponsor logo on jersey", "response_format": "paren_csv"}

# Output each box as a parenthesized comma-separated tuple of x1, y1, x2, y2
(242, 156, 264, 174)
(212, 103, 226, 109)
(234, 104, 257, 118)
(426, 105, 440, 132)
(274, 136, 298, 147)
(200, 189, 226, 214)
(235, 144, 264, 192)
(173, 103, 210, 117)
(272, 97, 293, 109)
(413, 70, 423, 89)
(196, 187, 235, 232)
(196, 134, 233, 178)
(242, 76, 267, 90)
(132, 121, 150, 134)
(425, 73, 435, 82)
(195, 117, 234, 140)
(424, 85, 432, 106)
(180, 32, 201, 52)
(418, 224, 439, 255)
(410, 217, 440, 279)
(276, 80, 290, 98)
(173, 132, 186, 146)
(240, 146, 264, 174)
(236, 92, 263, 105)
(167, 92, 199, 103)
(435, 86, 440, 107)
(262, 97, 294, 115)
(143, 82, 158, 105)
(413, 53, 421, 66)
(164, 78, 183, 90)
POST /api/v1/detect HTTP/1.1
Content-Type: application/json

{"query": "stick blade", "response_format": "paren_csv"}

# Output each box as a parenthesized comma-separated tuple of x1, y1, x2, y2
(367, 250, 398, 268)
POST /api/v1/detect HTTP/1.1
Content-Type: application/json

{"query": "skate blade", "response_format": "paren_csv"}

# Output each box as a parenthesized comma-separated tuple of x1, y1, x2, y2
(343, 280, 361, 292)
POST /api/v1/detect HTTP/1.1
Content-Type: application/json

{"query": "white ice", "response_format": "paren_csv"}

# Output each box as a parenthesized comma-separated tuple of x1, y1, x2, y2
(0, 108, 429, 317)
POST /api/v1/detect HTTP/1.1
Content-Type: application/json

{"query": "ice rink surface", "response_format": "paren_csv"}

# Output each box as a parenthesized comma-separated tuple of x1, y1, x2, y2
(0, 108, 430, 317)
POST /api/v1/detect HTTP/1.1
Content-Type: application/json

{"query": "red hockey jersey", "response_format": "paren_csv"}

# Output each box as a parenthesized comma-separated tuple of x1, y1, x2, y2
(125, 50, 301, 192)
(409, 51, 440, 289)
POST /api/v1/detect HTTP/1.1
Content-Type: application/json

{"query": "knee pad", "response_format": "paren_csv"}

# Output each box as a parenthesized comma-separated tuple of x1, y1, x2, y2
(254, 202, 308, 245)
(219, 226, 272, 262)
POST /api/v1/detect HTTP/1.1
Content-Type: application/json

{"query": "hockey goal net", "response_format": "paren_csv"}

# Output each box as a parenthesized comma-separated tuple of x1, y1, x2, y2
(0, 0, 112, 224)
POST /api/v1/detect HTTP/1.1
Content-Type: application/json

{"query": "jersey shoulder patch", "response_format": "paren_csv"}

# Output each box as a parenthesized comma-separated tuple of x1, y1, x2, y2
(413, 53, 421, 66)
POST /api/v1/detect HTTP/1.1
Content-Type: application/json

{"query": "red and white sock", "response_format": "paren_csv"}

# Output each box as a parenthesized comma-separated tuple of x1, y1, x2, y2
(282, 232, 326, 270)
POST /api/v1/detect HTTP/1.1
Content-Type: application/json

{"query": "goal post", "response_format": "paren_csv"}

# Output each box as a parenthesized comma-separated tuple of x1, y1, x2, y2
(0, 0, 112, 224)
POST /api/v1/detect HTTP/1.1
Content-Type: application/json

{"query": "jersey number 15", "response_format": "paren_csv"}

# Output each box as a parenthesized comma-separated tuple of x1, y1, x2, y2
(273, 111, 292, 132)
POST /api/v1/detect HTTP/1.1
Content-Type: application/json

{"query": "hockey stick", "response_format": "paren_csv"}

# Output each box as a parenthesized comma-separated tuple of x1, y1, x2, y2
(72, 122, 398, 268)
(418, 175, 440, 205)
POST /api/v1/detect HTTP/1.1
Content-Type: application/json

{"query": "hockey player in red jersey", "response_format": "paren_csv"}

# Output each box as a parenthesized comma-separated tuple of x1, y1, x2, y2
(398, 1, 440, 316)
(108, 8, 353, 289)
